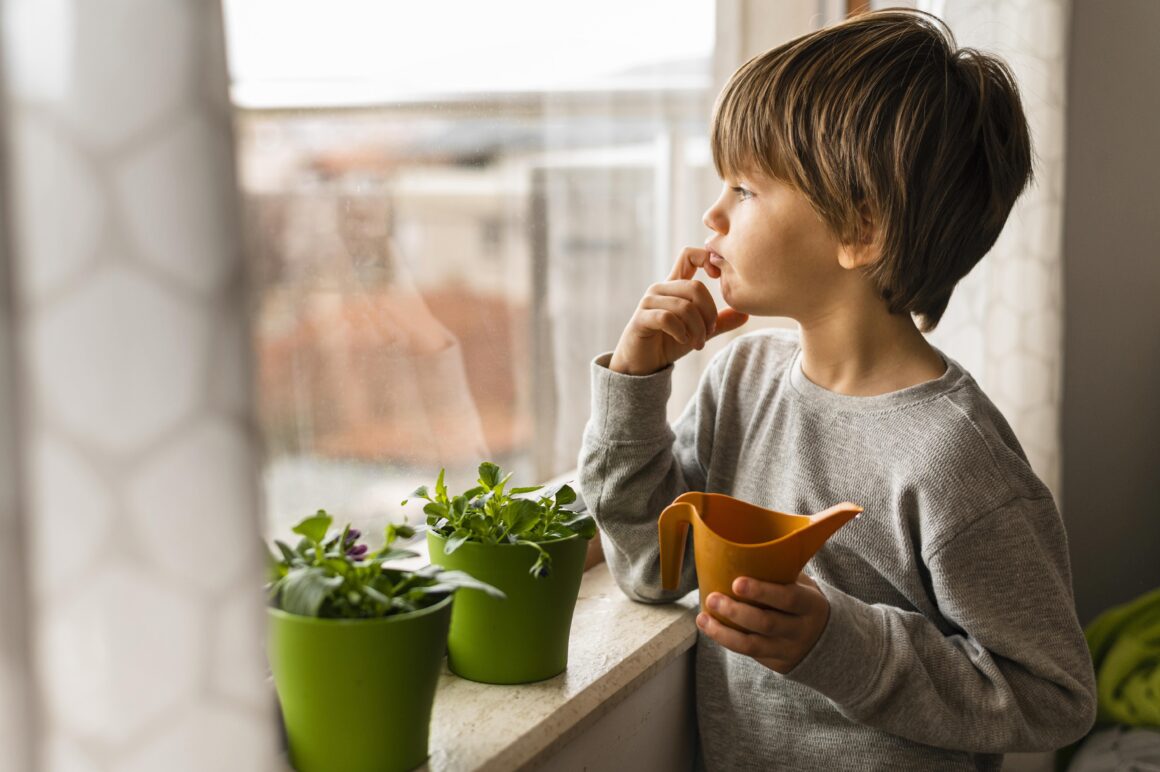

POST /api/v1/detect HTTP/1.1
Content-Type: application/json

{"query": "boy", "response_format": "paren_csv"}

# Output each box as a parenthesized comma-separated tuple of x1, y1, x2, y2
(577, 9, 1096, 771)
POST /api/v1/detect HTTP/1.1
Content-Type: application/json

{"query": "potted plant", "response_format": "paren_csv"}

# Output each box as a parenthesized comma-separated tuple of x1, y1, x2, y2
(265, 510, 503, 772)
(403, 462, 596, 684)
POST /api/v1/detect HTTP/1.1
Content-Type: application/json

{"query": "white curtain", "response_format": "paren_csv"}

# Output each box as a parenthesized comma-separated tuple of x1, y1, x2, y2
(0, 0, 279, 769)
(918, 0, 1071, 499)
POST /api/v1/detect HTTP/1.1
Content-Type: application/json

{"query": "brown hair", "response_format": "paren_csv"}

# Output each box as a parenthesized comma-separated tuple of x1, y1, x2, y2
(710, 8, 1033, 331)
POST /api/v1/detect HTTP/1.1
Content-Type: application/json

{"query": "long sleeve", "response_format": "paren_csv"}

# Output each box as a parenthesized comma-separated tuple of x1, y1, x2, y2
(577, 350, 727, 604)
(785, 494, 1098, 753)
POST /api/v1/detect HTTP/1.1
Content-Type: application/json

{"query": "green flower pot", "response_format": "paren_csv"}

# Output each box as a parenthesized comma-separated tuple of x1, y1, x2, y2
(267, 594, 453, 772)
(427, 531, 588, 684)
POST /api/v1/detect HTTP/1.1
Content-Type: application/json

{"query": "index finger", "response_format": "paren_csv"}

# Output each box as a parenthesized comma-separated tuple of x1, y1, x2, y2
(733, 577, 808, 615)
(667, 247, 716, 281)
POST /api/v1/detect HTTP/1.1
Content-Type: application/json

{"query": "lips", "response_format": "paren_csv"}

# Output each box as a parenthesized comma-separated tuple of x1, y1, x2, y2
(708, 251, 725, 266)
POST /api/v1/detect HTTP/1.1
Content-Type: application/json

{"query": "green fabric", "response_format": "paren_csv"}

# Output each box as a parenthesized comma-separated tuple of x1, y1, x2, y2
(1086, 586, 1160, 727)
(1056, 587, 1160, 771)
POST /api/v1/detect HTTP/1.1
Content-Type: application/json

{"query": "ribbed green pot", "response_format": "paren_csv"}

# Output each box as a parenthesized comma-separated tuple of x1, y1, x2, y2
(427, 531, 588, 684)
(267, 594, 453, 772)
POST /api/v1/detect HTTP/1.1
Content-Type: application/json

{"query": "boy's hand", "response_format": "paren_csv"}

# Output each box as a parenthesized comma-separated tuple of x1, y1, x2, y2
(695, 572, 830, 674)
(608, 247, 749, 375)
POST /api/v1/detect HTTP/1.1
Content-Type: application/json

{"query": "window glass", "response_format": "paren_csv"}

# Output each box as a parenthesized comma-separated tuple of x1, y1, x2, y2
(223, 1, 718, 542)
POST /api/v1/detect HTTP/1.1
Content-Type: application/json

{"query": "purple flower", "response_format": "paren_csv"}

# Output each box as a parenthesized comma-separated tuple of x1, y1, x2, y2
(347, 543, 368, 558)
(344, 528, 361, 544)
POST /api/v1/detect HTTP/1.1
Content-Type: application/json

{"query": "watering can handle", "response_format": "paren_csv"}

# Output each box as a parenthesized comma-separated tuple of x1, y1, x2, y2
(658, 502, 695, 591)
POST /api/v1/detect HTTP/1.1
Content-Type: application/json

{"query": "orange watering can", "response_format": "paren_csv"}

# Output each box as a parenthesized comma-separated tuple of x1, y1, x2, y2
(658, 492, 862, 631)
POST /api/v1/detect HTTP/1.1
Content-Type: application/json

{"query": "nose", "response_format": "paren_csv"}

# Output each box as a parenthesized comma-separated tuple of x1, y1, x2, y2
(702, 192, 728, 235)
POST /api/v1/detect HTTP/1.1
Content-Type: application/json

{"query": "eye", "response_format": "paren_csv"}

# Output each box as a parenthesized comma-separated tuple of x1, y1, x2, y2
(731, 186, 753, 200)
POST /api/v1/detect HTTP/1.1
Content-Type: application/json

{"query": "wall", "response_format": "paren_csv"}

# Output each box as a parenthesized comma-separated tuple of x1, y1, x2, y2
(1062, 0, 1160, 623)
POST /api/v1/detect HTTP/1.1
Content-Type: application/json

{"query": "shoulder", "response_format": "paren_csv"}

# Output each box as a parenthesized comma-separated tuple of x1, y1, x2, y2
(903, 363, 1057, 540)
(937, 373, 1048, 498)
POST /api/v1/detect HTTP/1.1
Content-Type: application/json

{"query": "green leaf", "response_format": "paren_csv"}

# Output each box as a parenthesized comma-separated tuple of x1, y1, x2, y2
(362, 585, 392, 607)
(279, 567, 344, 617)
(554, 485, 577, 507)
(376, 548, 420, 564)
(292, 511, 333, 544)
(450, 496, 468, 519)
(424, 569, 507, 600)
(505, 499, 542, 535)
(385, 523, 416, 546)
(322, 557, 352, 576)
(265, 549, 288, 583)
(464, 512, 489, 533)
(536, 482, 566, 500)
(266, 575, 286, 602)
(510, 485, 543, 495)
(435, 468, 447, 501)
(423, 501, 449, 519)
(403, 485, 430, 504)
(405, 564, 443, 581)
(478, 462, 501, 488)
(444, 530, 471, 555)
(399, 586, 438, 604)
(562, 514, 597, 540)
(544, 525, 574, 540)
(494, 471, 513, 498)
(273, 540, 298, 565)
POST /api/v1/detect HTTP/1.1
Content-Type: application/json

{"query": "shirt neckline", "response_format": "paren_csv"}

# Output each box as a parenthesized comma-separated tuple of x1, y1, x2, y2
(786, 343, 964, 413)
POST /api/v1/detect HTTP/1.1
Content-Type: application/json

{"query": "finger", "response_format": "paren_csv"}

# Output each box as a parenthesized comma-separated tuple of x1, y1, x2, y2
(649, 279, 718, 338)
(696, 611, 771, 660)
(667, 246, 715, 282)
(638, 308, 691, 345)
(641, 295, 709, 347)
(712, 308, 750, 338)
(797, 571, 819, 590)
(706, 592, 792, 638)
(733, 577, 811, 615)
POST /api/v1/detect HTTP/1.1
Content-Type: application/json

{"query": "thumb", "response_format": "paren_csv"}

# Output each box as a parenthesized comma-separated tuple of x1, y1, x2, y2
(710, 308, 750, 339)
(797, 571, 819, 589)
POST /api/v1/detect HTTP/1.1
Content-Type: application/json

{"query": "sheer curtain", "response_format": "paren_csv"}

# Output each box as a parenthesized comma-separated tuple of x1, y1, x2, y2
(917, 0, 1071, 499)
(0, 1, 279, 769)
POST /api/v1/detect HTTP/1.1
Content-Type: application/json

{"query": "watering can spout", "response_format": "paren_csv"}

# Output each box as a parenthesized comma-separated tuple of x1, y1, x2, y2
(799, 502, 863, 554)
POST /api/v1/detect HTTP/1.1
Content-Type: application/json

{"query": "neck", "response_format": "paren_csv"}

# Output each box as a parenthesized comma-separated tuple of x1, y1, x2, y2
(795, 296, 946, 397)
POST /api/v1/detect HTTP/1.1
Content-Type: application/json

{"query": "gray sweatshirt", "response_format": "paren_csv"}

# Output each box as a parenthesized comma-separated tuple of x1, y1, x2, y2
(578, 328, 1096, 771)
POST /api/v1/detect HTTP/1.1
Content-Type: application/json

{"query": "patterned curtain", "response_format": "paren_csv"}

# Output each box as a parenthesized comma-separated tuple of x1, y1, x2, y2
(919, 0, 1071, 499)
(0, 0, 279, 769)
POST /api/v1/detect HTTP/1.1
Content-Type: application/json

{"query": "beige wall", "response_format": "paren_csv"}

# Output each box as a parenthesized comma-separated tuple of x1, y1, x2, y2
(1063, 0, 1160, 623)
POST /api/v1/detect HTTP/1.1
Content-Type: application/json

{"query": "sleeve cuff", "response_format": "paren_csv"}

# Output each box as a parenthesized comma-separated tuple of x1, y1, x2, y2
(588, 352, 674, 443)
(782, 577, 887, 710)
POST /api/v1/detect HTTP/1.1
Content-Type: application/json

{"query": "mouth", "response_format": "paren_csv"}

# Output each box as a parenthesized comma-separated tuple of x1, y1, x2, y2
(707, 250, 726, 267)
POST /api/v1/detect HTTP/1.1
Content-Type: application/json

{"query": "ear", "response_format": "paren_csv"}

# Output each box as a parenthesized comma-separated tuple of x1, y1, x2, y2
(836, 204, 881, 270)
(837, 241, 880, 270)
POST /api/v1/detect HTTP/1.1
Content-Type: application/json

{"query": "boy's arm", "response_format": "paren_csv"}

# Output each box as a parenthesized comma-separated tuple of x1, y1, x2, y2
(577, 347, 728, 604)
(784, 495, 1098, 752)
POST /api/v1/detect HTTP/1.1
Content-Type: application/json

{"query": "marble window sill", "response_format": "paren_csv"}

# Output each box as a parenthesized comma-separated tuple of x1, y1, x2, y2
(400, 535, 700, 771)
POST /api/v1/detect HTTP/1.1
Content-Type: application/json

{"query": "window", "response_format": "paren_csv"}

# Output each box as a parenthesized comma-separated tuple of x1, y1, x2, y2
(222, 0, 721, 542)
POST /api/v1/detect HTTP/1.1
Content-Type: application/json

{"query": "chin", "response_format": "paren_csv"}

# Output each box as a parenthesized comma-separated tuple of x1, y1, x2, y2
(721, 287, 765, 317)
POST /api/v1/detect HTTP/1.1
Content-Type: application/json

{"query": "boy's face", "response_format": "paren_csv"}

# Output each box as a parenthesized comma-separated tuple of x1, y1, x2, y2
(702, 170, 854, 320)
